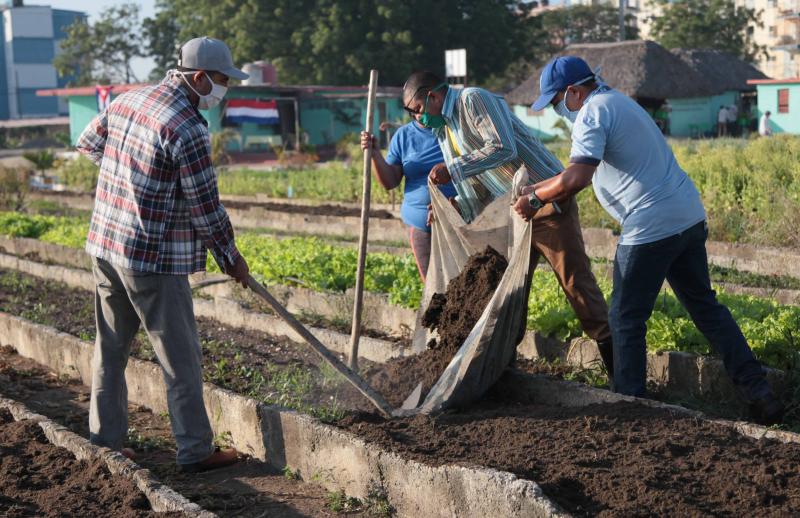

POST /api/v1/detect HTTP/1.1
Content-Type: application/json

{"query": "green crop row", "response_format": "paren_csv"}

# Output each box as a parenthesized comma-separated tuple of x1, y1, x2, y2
(218, 136, 800, 248)
(218, 162, 401, 205)
(1, 211, 798, 370)
(0, 212, 88, 248)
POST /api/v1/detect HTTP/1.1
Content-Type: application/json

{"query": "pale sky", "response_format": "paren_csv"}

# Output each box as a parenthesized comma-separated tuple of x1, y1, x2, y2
(33, 0, 157, 81)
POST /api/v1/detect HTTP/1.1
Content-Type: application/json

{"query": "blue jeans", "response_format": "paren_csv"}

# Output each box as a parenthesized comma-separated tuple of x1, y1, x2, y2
(610, 221, 771, 400)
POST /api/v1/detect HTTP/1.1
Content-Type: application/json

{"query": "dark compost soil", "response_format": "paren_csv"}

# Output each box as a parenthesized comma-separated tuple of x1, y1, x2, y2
(3, 266, 800, 516)
(0, 347, 357, 517)
(339, 394, 800, 517)
(0, 408, 164, 518)
(367, 246, 507, 407)
(223, 199, 395, 219)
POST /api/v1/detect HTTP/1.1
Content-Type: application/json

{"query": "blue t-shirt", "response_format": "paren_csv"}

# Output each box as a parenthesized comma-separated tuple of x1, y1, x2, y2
(570, 88, 706, 246)
(386, 121, 457, 231)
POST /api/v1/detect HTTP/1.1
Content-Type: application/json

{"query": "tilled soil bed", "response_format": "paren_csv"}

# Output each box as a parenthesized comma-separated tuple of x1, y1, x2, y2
(223, 199, 396, 219)
(0, 347, 360, 517)
(4, 266, 800, 515)
(0, 407, 170, 518)
(0, 268, 369, 419)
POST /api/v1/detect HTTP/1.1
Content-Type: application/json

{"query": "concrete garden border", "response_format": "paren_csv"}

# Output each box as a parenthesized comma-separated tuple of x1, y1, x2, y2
(29, 190, 800, 279)
(2, 308, 798, 518)
(0, 395, 212, 516)
(0, 247, 790, 407)
(0, 312, 568, 518)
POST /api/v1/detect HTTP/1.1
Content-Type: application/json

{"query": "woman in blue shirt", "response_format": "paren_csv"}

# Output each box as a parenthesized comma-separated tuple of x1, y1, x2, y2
(361, 122, 456, 280)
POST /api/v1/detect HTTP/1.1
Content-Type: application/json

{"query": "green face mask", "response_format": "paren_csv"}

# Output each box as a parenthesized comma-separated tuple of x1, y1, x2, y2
(419, 83, 447, 129)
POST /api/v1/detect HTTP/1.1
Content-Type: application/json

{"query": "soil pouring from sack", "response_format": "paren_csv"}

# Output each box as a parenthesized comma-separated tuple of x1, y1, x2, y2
(367, 246, 508, 407)
(0, 408, 169, 518)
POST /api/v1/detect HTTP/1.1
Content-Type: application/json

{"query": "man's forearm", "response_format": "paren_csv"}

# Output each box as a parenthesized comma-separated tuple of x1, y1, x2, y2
(530, 163, 596, 203)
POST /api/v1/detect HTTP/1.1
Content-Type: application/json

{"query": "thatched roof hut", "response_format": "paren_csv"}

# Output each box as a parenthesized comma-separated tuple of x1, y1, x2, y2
(506, 40, 716, 107)
(670, 48, 767, 92)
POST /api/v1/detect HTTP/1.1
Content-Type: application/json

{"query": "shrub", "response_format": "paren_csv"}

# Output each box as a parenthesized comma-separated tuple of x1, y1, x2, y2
(22, 149, 55, 174)
(0, 167, 30, 211)
(57, 155, 98, 192)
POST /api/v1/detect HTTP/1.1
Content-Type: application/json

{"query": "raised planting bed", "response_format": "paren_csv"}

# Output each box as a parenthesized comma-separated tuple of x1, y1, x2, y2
(4, 213, 800, 374)
(0, 348, 375, 517)
(25, 190, 800, 280)
(0, 393, 209, 517)
(0, 409, 173, 518)
(2, 299, 800, 517)
(0, 248, 795, 424)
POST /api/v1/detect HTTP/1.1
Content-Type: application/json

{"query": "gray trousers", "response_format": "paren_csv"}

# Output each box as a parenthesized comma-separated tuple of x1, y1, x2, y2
(89, 257, 214, 464)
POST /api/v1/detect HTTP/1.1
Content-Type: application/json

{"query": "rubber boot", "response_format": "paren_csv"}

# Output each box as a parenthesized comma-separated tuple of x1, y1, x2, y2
(596, 338, 614, 381)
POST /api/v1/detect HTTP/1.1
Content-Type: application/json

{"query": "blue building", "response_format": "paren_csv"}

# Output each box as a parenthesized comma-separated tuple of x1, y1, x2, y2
(0, 1, 86, 119)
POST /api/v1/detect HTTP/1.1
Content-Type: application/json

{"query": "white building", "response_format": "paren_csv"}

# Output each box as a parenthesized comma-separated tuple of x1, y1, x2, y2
(0, 0, 86, 120)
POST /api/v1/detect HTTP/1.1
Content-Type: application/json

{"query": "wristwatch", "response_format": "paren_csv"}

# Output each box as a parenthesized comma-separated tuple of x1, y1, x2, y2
(528, 190, 544, 210)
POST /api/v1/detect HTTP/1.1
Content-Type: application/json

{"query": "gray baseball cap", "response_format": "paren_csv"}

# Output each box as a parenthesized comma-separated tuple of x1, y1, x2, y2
(178, 37, 249, 80)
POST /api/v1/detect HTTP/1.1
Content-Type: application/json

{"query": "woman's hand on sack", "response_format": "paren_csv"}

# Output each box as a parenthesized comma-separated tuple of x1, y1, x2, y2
(513, 195, 537, 222)
(360, 131, 378, 151)
(429, 163, 451, 185)
(428, 198, 460, 226)
(519, 185, 536, 197)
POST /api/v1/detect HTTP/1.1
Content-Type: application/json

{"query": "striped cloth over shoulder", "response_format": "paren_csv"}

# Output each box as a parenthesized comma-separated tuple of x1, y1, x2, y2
(436, 86, 564, 222)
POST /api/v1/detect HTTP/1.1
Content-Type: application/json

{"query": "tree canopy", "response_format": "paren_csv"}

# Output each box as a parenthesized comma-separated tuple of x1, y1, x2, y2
(54, 3, 144, 85)
(649, 0, 765, 63)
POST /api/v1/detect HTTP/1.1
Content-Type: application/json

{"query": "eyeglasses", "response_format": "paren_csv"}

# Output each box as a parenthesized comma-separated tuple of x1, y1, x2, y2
(402, 85, 433, 115)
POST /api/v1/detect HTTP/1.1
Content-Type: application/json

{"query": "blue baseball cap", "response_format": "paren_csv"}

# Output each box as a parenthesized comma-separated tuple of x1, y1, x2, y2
(531, 56, 594, 111)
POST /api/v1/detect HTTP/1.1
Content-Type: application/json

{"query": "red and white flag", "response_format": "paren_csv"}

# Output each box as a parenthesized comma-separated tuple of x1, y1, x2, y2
(96, 85, 112, 112)
(224, 99, 279, 124)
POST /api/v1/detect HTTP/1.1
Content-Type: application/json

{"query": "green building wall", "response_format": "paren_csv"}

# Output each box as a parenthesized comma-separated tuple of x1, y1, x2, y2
(68, 95, 104, 145)
(755, 83, 800, 135)
(511, 105, 566, 142)
(667, 91, 738, 138)
(68, 88, 405, 149)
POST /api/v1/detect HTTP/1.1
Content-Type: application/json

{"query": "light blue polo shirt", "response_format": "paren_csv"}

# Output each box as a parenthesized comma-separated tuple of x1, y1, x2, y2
(570, 87, 706, 245)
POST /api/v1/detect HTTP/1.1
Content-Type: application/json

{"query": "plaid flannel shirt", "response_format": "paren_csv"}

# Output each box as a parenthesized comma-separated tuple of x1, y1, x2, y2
(435, 87, 564, 222)
(77, 79, 240, 275)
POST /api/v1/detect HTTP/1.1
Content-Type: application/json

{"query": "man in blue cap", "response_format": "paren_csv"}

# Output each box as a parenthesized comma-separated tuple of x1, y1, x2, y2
(77, 37, 250, 471)
(513, 56, 784, 424)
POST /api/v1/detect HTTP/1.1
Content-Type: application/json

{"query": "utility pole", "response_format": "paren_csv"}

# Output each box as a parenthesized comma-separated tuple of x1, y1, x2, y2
(618, 0, 626, 42)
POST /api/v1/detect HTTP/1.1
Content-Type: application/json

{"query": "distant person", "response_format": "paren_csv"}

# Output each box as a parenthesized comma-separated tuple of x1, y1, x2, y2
(401, 70, 615, 378)
(518, 55, 783, 425)
(360, 121, 457, 281)
(76, 37, 249, 472)
(717, 105, 728, 137)
(759, 111, 772, 137)
(654, 102, 670, 135)
(727, 104, 739, 136)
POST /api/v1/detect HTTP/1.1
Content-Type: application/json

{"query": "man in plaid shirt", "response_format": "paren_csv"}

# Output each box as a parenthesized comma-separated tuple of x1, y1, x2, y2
(77, 37, 249, 472)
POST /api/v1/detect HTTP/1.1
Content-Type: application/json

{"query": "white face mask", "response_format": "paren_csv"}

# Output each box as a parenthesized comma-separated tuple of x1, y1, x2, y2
(179, 71, 227, 110)
(555, 96, 579, 123)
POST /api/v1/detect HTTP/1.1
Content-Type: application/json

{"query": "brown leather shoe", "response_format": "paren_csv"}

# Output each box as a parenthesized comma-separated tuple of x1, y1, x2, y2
(180, 447, 239, 473)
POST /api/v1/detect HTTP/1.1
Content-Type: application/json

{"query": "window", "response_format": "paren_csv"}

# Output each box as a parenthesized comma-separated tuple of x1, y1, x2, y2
(778, 88, 789, 113)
